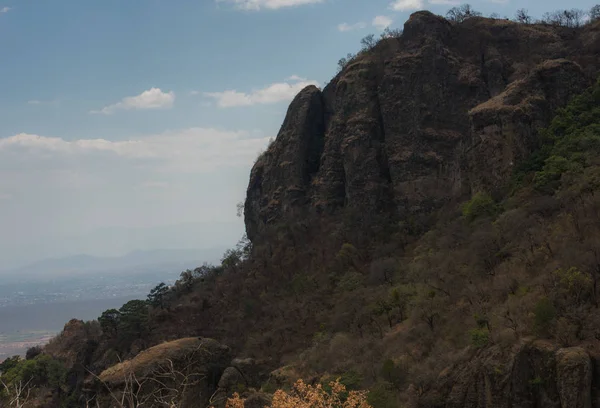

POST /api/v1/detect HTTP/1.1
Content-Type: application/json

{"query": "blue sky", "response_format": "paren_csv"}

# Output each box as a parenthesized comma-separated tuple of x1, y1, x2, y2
(0, 0, 597, 267)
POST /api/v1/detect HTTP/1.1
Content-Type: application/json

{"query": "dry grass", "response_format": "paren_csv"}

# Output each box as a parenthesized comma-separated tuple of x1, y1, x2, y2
(99, 337, 206, 384)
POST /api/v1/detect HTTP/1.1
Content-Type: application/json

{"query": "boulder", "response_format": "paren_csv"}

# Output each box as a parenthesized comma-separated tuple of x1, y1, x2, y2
(94, 337, 231, 408)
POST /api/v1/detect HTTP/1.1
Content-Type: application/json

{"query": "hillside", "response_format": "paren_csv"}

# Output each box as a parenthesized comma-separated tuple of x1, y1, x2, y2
(3, 6, 600, 408)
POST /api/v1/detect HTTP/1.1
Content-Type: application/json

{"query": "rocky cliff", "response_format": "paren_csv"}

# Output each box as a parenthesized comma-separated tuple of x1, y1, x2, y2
(245, 12, 600, 241)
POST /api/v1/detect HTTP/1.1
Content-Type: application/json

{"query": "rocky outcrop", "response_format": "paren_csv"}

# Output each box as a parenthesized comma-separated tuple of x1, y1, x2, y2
(244, 13, 600, 241)
(92, 337, 231, 408)
(418, 340, 596, 408)
(92, 338, 273, 408)
(210, 357, 273, 407)
(245, 86, 325, 240)
(467, 59, 588, 194)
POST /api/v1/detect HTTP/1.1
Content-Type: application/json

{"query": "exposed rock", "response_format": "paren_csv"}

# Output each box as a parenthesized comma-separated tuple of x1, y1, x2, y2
(419, 340, 595, 408)
(44, 319, 100, 370)
(245, 85, 325, 241)
(467, 59, 588, 195)
(94, 337, 231, 408)
(556, 347, 592, 408)
(244, 13, 600, 242)
(211, 358, 273, 407)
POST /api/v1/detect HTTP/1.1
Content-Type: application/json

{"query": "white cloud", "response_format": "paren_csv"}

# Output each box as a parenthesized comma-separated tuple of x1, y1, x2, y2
(0, 127, 267, 265)
(0, 128, 270, 174)
(0, 7, 11, 13)
(204, 78, 319, 108)
(372, 15, 393, 30)
(91, 88, 175, 115)
(189, 90, 200, 96)
(28, 100, 41, 105)
(337, 22, 367, 32)
(217, 0, 323, 11)
(389, 0, 424, 11)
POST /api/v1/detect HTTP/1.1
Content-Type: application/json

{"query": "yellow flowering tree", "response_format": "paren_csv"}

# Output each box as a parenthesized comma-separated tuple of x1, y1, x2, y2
(226, 379, 372, 408)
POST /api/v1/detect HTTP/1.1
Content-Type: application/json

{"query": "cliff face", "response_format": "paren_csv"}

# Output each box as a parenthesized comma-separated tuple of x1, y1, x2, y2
(420, 340, 597, 408)
(245, 12, 600, 241)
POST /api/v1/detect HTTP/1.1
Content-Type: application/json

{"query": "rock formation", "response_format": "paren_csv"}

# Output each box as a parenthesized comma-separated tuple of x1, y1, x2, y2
(245, 13, 600, 242)
(420, 340, 596, 408)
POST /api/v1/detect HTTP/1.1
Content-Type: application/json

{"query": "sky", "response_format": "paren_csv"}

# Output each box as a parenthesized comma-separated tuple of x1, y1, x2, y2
(0, 0, 597, 268)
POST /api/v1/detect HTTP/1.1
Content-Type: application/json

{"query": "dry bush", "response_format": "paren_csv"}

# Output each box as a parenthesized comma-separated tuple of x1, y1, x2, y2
(226, 379, 372, 408)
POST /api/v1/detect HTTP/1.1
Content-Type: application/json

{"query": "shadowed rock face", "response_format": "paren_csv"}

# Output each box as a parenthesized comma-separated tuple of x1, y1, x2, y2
(418, 341, 595, 408)
(244, 12, 600, 242)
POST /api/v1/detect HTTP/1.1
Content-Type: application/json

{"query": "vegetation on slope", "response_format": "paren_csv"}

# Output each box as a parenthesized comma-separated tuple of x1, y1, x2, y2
(1, 4, 600, 408)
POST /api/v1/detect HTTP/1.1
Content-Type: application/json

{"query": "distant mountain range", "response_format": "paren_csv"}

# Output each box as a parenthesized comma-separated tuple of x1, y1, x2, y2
(0, 247, 226, 283)
(0, 221, 244, 269)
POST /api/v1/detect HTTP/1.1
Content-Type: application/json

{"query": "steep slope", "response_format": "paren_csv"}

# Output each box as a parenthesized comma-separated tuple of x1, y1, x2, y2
(245, 12, 600, 241)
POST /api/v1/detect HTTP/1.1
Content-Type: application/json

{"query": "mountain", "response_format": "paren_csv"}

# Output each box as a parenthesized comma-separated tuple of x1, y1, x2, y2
(0, 248, 226, 282)
(244, 11, 598, 242)
(7, 9, 600, 408)
(0, 220, 243, 269)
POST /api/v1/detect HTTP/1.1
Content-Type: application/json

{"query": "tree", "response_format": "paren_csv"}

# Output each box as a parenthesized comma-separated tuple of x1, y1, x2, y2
(221, 248, 243, 270)
(337, 53, 355, 72)
(389, 286, 410, 322)
(446, 4, 482, 23)
(24, 347, 41, 361)
(515, 9, 533, 24)
(98, 309, 121, 338)
(0, 357, 21, 374)
(380, 27, 402, 39)
(0, 355, 67, 407)
(413, 289, 444, 331)
(226, 379, 372, 408)
(542, 9, 586, 27)
(360, 34, 377, 51)
(381, 359, 405, 390)
(118, 300, 149, 344)
(147, 282, 170, 310)
(590, 5, 600, 21)
(179, 269, 195, 293)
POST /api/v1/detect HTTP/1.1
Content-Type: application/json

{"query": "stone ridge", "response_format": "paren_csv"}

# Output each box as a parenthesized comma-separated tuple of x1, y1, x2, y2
(244, 11, 600, 242)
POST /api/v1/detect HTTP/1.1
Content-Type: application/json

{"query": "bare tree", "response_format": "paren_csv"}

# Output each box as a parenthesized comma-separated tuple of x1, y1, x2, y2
(360, 34, 376, 51)
(87, 346, 208, 408)
(542, 9, 586, 27)
(380, 27, 403, 39)
(0, 378, 32, 408)
(515, 9, 533, 24)
(446, 4, 482, 23)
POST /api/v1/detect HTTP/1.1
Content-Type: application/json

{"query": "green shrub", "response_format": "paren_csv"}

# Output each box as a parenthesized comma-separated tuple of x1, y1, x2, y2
(338, 369, 363, 390)
(534, 297, 557, 335)
(462, 192, 498, 221)
(530, 376, 544, 386)
(469, 328, 490, 348)
(381, 359, 405, 390)
(367, 382, 398, 408)
(337, 270, 364, 292)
